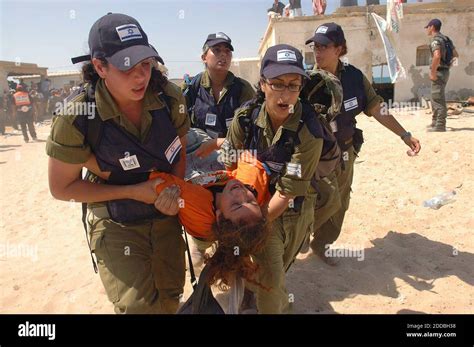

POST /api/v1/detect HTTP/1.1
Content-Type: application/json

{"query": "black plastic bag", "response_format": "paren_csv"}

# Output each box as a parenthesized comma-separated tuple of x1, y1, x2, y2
(177, 263, 225, 314)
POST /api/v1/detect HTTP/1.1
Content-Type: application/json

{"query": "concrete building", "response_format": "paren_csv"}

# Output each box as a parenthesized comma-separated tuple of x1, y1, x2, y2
(0, 61, 48, 92)
(7, 70, 82, 92)
(231, 0, 474, 102)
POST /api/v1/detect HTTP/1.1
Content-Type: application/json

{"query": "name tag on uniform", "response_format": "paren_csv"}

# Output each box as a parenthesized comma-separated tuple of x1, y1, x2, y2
(330, 120, 338, 133)
(344, 97, 358, 112)
(119, 154, 140, 171)
(225, 118, 233, 129)
(205, 113, 217, 127)
(165, 136, 182, 164)
(286, 162, 302, 178)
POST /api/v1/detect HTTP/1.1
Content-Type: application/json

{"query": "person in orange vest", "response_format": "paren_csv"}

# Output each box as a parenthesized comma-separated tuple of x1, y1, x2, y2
(13, 85, 37, 143)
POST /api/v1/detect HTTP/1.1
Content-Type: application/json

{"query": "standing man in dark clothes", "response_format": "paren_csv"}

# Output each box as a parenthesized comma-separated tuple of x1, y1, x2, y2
(268, 0, 286, 16)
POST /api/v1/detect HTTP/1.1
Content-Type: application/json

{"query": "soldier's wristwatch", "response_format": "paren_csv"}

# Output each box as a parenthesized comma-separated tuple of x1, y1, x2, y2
(400, 131, 412, 140)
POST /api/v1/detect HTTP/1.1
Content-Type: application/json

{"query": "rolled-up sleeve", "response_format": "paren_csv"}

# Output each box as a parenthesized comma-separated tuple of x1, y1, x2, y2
(362, 75, 384, 117)
(45, 115, 91, 164)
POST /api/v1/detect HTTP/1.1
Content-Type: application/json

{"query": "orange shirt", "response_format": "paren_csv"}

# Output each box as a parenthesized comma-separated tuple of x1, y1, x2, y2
(149, 158, 270, 239)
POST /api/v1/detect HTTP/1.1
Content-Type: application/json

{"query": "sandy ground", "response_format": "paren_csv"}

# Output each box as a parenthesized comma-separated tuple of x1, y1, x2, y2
(1, 107, 473, 314)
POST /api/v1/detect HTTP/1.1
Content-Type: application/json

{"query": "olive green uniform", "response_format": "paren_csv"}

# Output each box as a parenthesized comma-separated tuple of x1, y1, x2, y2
(312, 169, 342, 231)
(223, 101, 323, 313)
(311, 62, 383, 254)
(300, 69, 343, 231)
(182, 70, 255, 128)
(46, 79, 190, 314)
(430, 34, 452, 129)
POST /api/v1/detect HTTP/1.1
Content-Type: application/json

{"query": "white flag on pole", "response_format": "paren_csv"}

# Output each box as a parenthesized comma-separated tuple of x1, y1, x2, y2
(371, 12, 406, 83)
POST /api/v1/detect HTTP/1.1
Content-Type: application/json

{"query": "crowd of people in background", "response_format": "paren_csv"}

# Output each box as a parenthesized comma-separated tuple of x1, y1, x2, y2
(0, 79, 73, 136)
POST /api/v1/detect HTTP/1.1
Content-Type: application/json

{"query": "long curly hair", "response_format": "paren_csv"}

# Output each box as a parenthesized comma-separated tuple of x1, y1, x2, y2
(205, 210, 271, 291)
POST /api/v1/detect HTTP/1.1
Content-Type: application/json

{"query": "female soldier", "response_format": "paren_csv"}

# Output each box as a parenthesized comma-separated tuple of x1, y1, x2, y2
(305, 23, 421, 264)
(222, 44, 325, 313)
(46, 13, 190, 314)
(183, 32, 255, 158)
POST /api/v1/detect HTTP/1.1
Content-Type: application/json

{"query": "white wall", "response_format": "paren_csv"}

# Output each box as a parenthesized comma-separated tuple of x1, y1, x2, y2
(253, 1, 474, 102)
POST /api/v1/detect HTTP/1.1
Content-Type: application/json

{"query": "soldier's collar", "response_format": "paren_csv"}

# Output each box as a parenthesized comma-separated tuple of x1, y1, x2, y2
(201, 70, 236, 89)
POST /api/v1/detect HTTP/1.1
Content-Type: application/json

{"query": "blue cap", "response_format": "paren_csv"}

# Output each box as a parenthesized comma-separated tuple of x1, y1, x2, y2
(203, 32, 234, 51)
(306, 22, 346, 46)
(425, 18, 442, 30)
(260, 44, 308, 79)
(71, 13, 163, 69)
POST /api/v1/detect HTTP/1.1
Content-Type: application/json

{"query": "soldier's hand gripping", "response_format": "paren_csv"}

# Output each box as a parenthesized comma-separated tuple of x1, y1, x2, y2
(154, 184, 181, 216)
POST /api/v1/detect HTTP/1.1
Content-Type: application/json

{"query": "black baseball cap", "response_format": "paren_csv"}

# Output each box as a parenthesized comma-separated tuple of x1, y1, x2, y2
(305, 22, 346, 46)
(71, 13, 164, 70)
(425, 18, 442, 30)
(260, 44, 308, 79)
(203, 32, 234, 51)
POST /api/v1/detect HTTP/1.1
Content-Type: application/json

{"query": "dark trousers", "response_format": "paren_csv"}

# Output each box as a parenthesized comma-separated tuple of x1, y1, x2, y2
(431, 68, 450, 128)
(0, 111, 5, 134)
(17, 111, 37, 141)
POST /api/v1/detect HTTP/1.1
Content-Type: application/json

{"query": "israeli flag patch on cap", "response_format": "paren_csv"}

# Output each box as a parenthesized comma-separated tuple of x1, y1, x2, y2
(216, 32, 229, 40)
(316, 26, 328, 34)
(277, 49, 297, 62)
(116, 24, 143, 42)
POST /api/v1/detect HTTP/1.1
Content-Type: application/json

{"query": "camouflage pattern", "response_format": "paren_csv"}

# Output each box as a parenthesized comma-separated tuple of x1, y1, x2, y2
(302, 69, 343, 122)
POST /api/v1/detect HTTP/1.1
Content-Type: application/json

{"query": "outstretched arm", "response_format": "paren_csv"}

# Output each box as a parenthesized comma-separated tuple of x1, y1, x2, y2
(370, 103, 421, 154)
